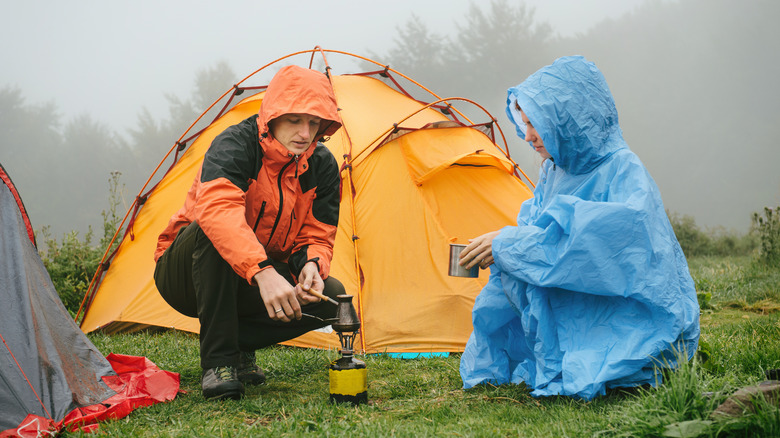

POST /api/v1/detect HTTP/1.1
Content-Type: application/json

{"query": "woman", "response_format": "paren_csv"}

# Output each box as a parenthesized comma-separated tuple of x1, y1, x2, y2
(458, 56, 700, 400)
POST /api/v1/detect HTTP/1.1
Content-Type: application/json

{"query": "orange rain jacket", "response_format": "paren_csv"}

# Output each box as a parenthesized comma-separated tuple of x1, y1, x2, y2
(154, 65, 343, 284)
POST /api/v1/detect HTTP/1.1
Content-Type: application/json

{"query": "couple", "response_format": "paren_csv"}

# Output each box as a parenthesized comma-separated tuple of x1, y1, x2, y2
(153, 57, 699, 402)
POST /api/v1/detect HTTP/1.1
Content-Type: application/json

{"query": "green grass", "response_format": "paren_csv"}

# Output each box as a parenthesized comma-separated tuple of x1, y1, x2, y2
(688, 256, 780, 310)
(71, 255, 780, 437)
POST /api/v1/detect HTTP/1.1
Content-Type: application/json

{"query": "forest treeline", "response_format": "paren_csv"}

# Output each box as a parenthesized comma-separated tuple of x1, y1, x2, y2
(2, 0, 778, 241)
(1, 61, 236, 239)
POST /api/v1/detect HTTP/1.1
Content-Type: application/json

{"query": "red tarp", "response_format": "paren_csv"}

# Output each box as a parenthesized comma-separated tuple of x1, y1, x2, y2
(1, 354, 180, 437)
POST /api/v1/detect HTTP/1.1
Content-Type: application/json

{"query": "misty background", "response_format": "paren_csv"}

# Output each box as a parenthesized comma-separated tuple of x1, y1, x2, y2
(1, 0, 778, 242)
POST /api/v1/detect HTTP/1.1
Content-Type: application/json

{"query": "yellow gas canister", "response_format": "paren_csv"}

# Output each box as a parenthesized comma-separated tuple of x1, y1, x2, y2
(329, 355, 367, 405)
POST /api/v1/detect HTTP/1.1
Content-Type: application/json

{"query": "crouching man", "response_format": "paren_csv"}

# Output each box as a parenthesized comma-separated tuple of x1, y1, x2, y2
(154, 65, 345, 400)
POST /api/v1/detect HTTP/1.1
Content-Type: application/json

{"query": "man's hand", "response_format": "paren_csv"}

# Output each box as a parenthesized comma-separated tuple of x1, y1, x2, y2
(254, 268, 301, 322)
(459, 230, 501, 270)
(295, 261, 324, 306)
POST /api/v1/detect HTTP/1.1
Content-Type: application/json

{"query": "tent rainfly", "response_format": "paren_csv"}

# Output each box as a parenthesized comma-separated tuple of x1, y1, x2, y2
(78, 49, 534, 354)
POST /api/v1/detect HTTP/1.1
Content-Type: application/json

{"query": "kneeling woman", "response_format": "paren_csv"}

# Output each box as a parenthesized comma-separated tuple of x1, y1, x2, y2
(458, 56, 700, 400)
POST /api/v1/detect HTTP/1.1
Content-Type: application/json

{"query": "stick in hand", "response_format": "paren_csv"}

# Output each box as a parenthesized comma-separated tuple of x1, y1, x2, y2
(300, 285, 338, 306)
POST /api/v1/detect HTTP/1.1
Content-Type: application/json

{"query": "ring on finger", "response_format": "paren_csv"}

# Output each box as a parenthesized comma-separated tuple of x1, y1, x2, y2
(275, 308, 283, 313)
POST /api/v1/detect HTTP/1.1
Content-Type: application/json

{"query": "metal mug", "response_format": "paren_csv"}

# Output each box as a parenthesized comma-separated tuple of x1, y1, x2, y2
(448, 243, 479, 278)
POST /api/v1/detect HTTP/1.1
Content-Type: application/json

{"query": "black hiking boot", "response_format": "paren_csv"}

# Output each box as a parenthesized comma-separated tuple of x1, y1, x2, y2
(237, 351, 266, 385)
(201, 366, 244, 400)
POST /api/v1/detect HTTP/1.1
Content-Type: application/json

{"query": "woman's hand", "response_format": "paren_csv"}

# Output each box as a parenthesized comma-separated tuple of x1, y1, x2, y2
(459, 230, 501, 270)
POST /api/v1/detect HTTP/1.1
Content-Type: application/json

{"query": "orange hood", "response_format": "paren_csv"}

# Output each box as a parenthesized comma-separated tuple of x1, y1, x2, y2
(258, 65, 342, 141)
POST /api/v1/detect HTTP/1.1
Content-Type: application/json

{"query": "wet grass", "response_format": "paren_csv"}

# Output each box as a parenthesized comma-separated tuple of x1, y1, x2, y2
(72, 255, 779, 437)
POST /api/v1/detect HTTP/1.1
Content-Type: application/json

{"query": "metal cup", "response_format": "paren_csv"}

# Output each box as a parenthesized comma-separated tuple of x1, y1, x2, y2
(448, 244, 479, 278)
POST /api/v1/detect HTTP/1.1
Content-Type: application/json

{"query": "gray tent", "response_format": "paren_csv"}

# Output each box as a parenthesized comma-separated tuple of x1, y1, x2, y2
(0, 162, 116, 434)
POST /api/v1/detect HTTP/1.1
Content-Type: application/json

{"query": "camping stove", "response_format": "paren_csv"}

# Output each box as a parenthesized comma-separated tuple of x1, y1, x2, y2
(328, 294, 367, 405)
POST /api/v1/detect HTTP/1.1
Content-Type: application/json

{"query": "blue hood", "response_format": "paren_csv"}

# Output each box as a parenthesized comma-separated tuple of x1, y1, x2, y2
(506, 56, 625, 175)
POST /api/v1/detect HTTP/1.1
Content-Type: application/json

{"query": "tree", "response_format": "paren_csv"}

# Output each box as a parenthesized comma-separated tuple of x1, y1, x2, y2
(373, 0, 555, 174)
(0, 87, 67, 234)
(50, 114, 131, 234)
(192, 60, 237, 111)
(0, 87, 62, 183)
(373, 14, 450, 93)
(126, 61, 237, 192)
(447, 0, 552, 96)
(1, 61, 239, 241)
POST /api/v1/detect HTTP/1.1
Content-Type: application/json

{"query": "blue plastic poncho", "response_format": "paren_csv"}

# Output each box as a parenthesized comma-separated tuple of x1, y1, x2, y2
(459, 56, 700, 400)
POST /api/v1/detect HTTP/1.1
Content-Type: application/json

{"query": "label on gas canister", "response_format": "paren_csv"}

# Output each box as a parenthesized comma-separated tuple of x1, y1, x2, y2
(329, 368, 367, 396)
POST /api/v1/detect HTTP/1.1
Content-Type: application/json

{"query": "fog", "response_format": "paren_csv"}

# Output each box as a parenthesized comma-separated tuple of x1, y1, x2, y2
(1, 0, 639, 131)
(2, 0, 778, 239)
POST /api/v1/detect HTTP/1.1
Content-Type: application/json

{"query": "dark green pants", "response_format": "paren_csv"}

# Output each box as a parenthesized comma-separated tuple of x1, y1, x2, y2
(153, 222, 343, 369)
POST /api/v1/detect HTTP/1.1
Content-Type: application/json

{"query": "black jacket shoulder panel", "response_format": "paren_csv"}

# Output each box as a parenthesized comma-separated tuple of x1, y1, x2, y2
(201, 116, 262, 191)
(301, 143, 340, 226)
(299, 143, 338, 193)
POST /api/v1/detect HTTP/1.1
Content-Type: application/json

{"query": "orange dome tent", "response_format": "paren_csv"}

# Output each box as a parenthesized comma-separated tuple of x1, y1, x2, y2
(78, 48, 534, 354)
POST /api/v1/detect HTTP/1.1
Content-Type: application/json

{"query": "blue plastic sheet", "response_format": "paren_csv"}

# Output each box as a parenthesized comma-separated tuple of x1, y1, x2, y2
(459, 56, 700, 400)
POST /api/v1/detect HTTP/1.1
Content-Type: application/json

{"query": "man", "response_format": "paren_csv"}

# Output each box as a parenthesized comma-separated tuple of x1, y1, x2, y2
(154, 65, 345, 400)
(458, 56, 700, 400)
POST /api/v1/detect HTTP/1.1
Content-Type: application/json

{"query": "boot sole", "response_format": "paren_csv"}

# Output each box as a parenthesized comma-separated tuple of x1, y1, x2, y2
(203, 388, 244, 401)
(238, 373, 266, 386)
